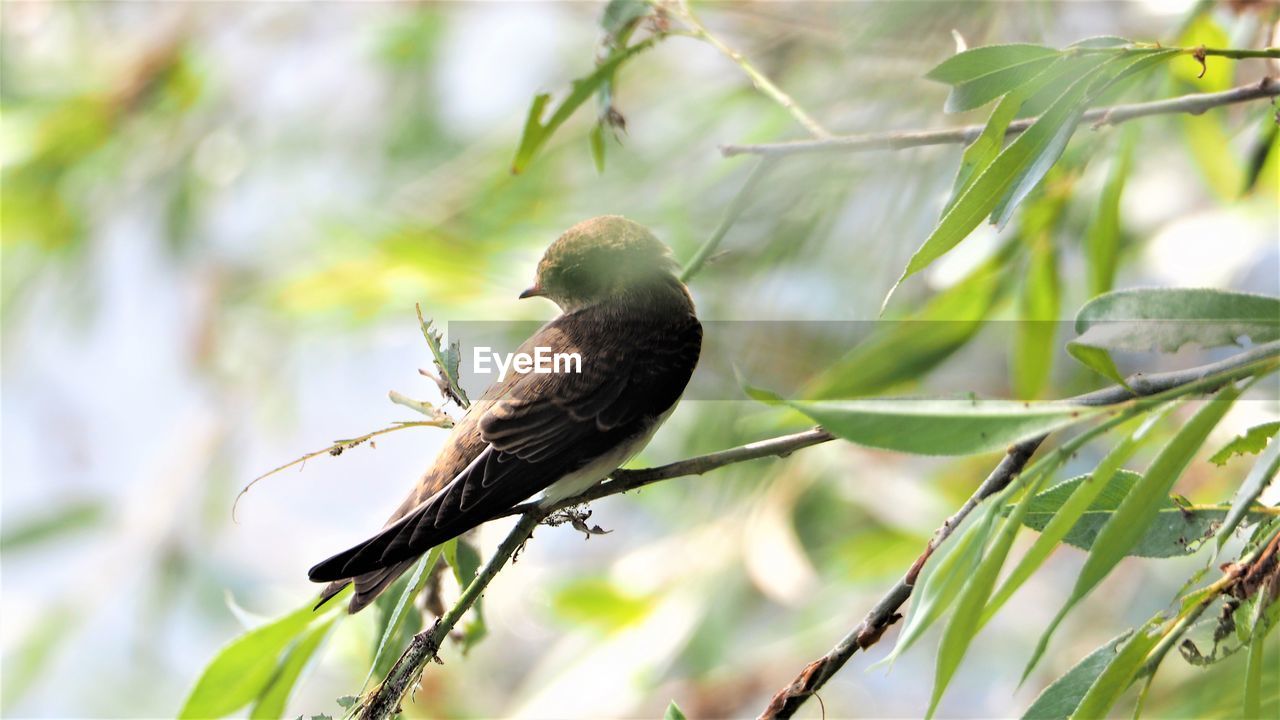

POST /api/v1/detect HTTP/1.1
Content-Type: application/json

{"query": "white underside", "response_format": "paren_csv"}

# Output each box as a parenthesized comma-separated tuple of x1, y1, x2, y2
(538, 407, 674, 506)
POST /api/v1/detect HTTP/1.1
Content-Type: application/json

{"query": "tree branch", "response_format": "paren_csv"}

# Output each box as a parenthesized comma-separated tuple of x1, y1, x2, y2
(358, 341, 1278, 720)
(721, 77, 1280, 158)
(760, 339, 1280, 720)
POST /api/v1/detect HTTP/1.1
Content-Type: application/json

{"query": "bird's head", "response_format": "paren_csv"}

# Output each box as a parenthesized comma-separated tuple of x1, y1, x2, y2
(521, 216, 679, 312)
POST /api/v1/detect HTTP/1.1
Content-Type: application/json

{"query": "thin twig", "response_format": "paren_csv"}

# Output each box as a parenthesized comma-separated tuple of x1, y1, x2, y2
(760, 340, 1280, 719)
(672, 0, 830, 138)
(679, 156, 778, 283)
(722, 77, 1280, 158)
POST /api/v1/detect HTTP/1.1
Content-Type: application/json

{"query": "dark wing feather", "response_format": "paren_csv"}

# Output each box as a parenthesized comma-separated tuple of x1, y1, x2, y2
(308, 309, 701, 584)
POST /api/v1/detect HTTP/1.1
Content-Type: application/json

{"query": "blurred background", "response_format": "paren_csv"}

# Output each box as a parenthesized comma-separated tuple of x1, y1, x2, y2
(2, 1, 1277, 718)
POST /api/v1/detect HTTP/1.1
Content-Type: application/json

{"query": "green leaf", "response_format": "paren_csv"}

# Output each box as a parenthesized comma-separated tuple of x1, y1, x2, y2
(366, 546, 442, 687)
(417, 306, 471, 408)
(804, 243, 1015, 399)
(1024, 384, 1241, 679)
(926, 43, 1059, 84)
(1244, 621, 1266, 718)
(927, 469, 1052, 717)
(1012, 469, 1267, 557)
(601, 0, 651, 41)
(663, 701, 689, 720)
(1068, 36, 1133, 49)
(1065, 342, 1130, 388)
(511, 37, 658, 174)
(889, 54, 1114, 302)
(943, 54, 1103, 215)
(878, 500, 1000, 666)
(1012, 236, 1060, 399)
(926, 44, 1061, 83)
(444, 538, 487, 653)
(1244, 119, 1279, 196)
(1071, 619, 1165, 719)
(179, 590, 346, 719)
(984, 409, 1169, 625)
(943, 55, 1061, 113)
(1083, 129, 1135, 297)
(785, 398, 1102, 456)
(1070, 288, 1280, 356)
(249, 617, 338, 719)
(1214, 435, 1280, 554)
(1209, 421, 1280, 466)
(989, 49, 1171, 229)
(1021, 630, 1133, 720)
(589, 123, 606, 174)
(0, 499, 106, 552)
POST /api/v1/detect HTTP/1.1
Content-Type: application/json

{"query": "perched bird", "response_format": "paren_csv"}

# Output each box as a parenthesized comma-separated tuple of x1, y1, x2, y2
(309, 216, 703, 612)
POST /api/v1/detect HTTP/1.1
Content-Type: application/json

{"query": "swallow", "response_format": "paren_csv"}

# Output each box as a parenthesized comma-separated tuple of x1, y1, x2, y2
(309, 216, 703, 612)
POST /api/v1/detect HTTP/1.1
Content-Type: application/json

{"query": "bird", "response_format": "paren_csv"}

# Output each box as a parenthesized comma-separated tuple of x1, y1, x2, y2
(308, 216, 703, 613)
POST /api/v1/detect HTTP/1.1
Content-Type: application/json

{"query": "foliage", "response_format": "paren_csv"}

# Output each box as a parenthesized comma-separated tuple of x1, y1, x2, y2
(6, 2, 1279, 718)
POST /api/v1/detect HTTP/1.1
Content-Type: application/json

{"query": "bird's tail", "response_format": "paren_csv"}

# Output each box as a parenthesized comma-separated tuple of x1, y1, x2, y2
(314, 557, 419, 614)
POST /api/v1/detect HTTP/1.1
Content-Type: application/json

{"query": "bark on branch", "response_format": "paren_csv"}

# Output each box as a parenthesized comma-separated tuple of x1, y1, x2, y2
(721, 77, 1280, 158)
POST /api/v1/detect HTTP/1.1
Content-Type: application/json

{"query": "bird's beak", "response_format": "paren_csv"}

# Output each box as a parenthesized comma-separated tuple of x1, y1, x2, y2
(519, 284, 544, 300)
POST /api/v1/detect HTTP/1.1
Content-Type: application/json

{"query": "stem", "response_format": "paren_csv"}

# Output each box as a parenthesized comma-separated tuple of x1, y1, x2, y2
(722, 78, 1280, 158)
(1201, 46, 1280, 59)
(679, 156, 777, 283)
(672, 0, 830, 138)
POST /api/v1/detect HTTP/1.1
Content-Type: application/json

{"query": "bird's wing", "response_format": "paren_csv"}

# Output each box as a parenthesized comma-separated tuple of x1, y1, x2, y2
(307, 313, 701, 582)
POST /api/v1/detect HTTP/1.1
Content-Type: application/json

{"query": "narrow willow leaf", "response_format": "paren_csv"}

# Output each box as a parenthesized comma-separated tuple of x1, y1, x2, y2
(1009, 471, 1266, 558)
(364, 546, 442, 688)
(804, 243, 1016, 399)
(1013, 236, 1060, 399)
(785, 398, 1102, 456)
(991, 49, 1172, 228)
(1214, 436, 1280, 554)
(1021, 630, 1132, 720)
(1071, 288, 1280, 355)
(926, 44, 1061, 85)
(943, 56, 1060, 113)
(942, 54, 1105, 214)
(0, 499, 106, 552)
(927, 470, 1051, 717)
(1068, 36, 1132, 49)
(1244, 625, 1266, 718)
(1023, 385, 1241, 679)
(1243, 120, 1279, 196)
(1071, 620, 1164, 719)
(511, 37, 658, 174)
(1084, 129, 1135, 297)
(663, 701, 689, 720)
(600, 0, 651, 40)
(985, 410, 1167, 626)
(877, 501, 1001, 666)
(1065, 342, 1130, 388)
(249, 617, 338, 719)
(890, 56, 1114, 300)
(178, 588, 348, 719)
(589, 123, 606, 174)
(1209, 421, 1280, 466)
(444, 537, 487, 653)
